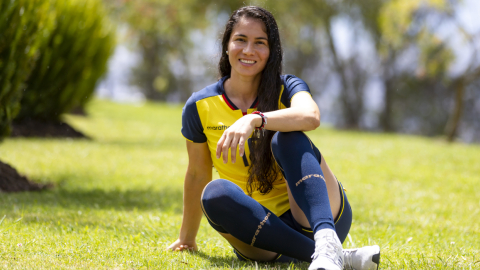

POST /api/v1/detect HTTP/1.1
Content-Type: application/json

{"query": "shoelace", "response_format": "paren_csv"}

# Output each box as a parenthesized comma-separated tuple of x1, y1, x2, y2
(343, 249, 356, 270)
(311, 236, 344, 266)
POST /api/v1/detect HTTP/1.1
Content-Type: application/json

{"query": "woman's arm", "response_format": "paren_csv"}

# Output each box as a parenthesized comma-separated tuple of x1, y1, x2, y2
(167, 140, 212, 251)
(216, 91, 320, 164)
(264, 91, 320, 131)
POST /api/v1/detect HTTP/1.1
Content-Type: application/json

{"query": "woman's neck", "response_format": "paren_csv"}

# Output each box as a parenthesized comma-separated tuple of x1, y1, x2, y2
(224, 73, 260, 112)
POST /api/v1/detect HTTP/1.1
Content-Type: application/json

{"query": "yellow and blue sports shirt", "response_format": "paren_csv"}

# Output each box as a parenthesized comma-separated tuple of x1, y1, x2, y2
(181, 74, 311, 216)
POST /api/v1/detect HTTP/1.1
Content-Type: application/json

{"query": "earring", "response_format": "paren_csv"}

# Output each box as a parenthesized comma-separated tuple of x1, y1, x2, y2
(226, 51, 229, 55)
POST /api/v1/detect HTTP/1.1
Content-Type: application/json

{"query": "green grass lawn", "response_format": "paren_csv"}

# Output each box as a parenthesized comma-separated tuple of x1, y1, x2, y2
(1, 99, 479, 269)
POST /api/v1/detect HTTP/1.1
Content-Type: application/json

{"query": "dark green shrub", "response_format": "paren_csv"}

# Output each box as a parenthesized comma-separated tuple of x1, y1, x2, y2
(16, 0, 116, 122)
(0, 0, 51, 139)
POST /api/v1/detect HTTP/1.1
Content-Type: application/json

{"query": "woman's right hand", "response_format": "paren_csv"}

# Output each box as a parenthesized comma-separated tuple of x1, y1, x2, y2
(166, 238, 198, 252)
(216, 114, 261, 164)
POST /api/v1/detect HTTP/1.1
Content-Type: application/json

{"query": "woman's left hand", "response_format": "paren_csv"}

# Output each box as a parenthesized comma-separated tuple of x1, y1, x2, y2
(216, 114, 261, 164)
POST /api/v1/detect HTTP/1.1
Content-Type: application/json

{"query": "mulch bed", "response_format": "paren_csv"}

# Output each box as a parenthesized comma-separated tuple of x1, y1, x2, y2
(0, 161, 52, 192)
(11, 119, 89, 139)
(3, 118, 87, 192)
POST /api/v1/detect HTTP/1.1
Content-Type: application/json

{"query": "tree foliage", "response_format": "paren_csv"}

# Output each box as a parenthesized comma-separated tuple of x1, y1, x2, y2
(105, 0, 480, 141)
(104, 0, 216, 100)
(0, 0, 52, 139)
(16, 0, 116, 122)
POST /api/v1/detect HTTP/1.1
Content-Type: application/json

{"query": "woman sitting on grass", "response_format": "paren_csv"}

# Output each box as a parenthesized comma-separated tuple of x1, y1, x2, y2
(167, 6, 380, 270)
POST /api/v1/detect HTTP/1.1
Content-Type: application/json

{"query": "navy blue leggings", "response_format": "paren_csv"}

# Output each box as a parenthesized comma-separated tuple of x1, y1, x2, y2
(201, 131, 352, 262)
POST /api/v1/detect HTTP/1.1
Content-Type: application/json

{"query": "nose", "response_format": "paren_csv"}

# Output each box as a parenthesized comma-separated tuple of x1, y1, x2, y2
(242, 41, 254, 55)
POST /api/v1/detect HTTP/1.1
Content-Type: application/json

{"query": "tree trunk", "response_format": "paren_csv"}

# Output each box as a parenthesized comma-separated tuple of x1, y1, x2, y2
(444, 80, 465, 142)
(380, 77, 394, 132)
(325, 19, 362, 129)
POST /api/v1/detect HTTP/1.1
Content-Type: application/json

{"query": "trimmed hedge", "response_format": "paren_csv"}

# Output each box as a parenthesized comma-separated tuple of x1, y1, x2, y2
(16, 0, 115, 122)
(0, 0, 52, 139)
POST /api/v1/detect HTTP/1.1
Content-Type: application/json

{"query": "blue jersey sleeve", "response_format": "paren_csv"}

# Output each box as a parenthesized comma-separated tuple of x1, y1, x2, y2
(181, 93, 207, 143)
(280, 75, 312, 108)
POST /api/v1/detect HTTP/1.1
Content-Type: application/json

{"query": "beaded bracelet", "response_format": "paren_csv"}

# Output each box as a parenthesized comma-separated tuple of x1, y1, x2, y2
(252, 111, 267, 136)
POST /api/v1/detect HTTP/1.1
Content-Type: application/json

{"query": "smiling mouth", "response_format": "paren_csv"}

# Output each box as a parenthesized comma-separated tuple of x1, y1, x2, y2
(240, 59, 256, 64)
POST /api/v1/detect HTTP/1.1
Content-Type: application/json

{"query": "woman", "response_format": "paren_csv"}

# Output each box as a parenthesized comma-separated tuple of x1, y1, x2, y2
(167, 6, 380, 270)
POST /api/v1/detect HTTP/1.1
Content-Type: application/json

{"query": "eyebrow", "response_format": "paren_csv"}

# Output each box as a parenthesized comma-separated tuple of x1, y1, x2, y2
(234, 34, 268, 40)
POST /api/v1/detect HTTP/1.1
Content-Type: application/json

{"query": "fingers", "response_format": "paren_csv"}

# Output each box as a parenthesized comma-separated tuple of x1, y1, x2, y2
(216, 131, 233, 164)
(216, 117, 253, 163)
(216, 131, 239, 164)
(173, 245, 194, 252)
(222, 133, 233, 164)
(216, 133, 226, 159)
(230, 135, 240, 164)
(238, 136, 246, 158)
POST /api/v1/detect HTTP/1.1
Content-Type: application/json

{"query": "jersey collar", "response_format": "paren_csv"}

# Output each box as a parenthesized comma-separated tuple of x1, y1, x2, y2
(219, 76, 259, 111)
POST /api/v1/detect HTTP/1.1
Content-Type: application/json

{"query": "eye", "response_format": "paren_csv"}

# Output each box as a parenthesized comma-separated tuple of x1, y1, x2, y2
(235, 38, 246, 42)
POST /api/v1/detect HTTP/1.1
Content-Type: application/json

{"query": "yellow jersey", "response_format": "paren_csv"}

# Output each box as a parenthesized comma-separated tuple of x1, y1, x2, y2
(181, 74, 311, 216)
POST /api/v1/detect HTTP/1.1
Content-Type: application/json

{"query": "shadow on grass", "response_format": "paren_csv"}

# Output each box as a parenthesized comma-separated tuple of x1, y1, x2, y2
(0, 186, 183, 214)
(92, 139, 186, 151)
(193, 251, 309, 269)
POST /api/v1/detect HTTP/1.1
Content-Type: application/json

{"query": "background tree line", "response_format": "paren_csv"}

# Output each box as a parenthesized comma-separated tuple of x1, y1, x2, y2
(104, 0, 480, 143)
(1, 0, 479, 144)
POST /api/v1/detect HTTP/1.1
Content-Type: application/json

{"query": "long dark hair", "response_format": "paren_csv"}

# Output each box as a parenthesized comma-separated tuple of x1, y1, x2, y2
(219, 6, 283, 195)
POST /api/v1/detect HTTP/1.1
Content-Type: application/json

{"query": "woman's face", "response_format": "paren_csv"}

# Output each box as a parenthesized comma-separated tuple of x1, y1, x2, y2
(227, 17, 270, 79)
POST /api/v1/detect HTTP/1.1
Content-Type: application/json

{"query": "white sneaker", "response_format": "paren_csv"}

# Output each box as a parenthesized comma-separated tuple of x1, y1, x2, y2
(308, 229, 344, 270)
(343, 245, 380, 270)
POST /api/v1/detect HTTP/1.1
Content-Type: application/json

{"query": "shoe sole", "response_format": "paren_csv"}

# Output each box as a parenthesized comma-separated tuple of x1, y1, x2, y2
(312, 252, 380, 270)
(372, 249, 381, 270)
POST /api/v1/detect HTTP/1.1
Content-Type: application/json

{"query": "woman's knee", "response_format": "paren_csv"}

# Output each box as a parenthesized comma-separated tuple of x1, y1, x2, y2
(272, 131, 306, 146)
(271, 131, 311, 159)
(201, 179, 243, 212)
